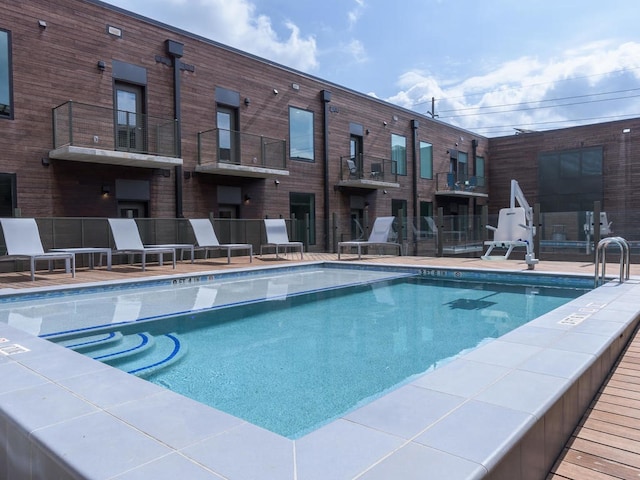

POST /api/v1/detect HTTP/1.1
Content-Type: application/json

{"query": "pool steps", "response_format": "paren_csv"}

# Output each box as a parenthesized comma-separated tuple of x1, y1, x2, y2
(56, 331, 185, 377)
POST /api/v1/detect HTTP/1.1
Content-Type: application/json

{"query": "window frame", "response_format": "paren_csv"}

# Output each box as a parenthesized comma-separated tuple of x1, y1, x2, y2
(419, 141, 433, 179)
(289, 106, 315, 162)
(0, 28, 13, 120)
(391, 133, 407, 176)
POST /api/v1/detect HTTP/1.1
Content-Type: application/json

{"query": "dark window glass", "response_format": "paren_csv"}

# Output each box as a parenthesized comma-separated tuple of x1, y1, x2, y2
(0, 29, 12, 119)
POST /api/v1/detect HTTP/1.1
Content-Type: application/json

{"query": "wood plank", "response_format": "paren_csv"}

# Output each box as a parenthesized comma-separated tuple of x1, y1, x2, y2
(569, 437, 640, 470)
(555, 448, 640, 479)
(581, 417, 640, 443)
(586, 409, 640, 431)
(601, 385, 640, 402)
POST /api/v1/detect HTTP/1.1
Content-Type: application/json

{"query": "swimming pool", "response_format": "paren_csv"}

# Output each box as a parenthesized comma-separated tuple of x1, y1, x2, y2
(0, 261, 637, 479)
(5, 264, 589, 439)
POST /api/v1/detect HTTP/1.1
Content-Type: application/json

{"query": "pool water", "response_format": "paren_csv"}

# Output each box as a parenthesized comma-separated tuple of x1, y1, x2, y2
(111, 276, 585, 438)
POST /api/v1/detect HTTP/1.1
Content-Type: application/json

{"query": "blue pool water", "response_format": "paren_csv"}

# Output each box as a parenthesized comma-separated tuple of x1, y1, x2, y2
(106, 275, 584, 438)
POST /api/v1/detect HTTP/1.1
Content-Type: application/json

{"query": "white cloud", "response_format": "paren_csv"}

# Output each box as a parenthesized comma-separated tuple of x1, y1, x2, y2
(348, 0, 365, 29)
(123, 0, 319, 72)
(387, 41, 640, 136)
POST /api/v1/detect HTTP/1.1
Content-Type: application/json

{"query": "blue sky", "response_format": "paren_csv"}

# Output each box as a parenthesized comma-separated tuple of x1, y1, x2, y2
(102, 0, 640, 137)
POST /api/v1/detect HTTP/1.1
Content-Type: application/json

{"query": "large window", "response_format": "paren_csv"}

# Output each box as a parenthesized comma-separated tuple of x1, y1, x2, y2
(391, 134, 406, 176)
(289, 107, 314, 161)
(538, 147, 603, 212)
(475, 156, 485, 187)
(419, 141, 433, 179)
(0, 29, 12, 119)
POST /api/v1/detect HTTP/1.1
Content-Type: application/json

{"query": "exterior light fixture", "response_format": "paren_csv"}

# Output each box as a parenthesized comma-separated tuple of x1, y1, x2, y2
(244, 97, 251, 106)
(97, 60, 106, 72)
(101, 184, 111, 195)
(38, 20, 47, 29)
(243, 194, 251, 205)
(273, 88, 278, 95)
(274, 179, 280, 186)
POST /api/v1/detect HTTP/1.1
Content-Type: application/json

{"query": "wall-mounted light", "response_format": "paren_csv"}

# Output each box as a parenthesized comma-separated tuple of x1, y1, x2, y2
(383, 190, 388, 195)
(365, 129, 370, 135)
(244, 97, 251, 106)
(243, 194, 251, 205)
(383, 121, 387, 127)
(274, 179, 280, 186)
(41, 157, 50, 167)
(183, 170, 192, 180)
(38, 20, 47, 29)
(97, 60, 106, 72)
(291, 83, 300, 91)
(623, 128, 631, 134)
(101, 184, 111, 195)
(273, 88, 279, 95)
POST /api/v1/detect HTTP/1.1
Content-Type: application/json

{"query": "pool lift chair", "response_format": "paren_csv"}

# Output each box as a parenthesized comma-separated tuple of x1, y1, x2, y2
(188, 219, 253, 264)
(0, 218, 76, 281)
(107, 218, 176, 271)
(481, 179, 539, 270)
(260, 219, 304, 259)
(338, 216, 402, 260)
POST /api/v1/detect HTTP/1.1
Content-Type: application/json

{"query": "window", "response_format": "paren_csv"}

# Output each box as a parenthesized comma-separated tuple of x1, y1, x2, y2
(391, 134, 406, 175)
(0, 29, 12, 119)
(289, 107, 314, 161)
(419, 141, 433, 179)
(290, 192, 315, 245)
(475, 156, 485, 187)
(538, 147, 603, 212)
(0, 173, 16, 216)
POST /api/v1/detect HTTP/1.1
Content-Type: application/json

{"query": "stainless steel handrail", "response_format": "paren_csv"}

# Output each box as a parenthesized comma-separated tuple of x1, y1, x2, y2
(594, 236, 630, 287)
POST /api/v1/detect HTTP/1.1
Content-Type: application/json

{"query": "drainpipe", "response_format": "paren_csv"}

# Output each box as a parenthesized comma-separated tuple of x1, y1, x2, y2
(166, 39, 184, 218)
(411, 119, 419, 255)
(321, 90, 331, 252)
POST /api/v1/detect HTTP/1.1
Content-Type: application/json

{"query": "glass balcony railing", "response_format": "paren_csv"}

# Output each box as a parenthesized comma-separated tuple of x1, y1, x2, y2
(340, 155, 398, 183)
(197, 128, 287, 171)
(52, 101, 179, 157)
(435, 172, 486, 193)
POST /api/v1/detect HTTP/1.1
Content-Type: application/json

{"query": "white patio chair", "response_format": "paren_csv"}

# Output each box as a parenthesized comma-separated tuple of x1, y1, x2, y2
(260, 219, 303, 259)
(338, 216, 402, 260)
(107, 218, 176, 271)
(188, 219, 252, 263)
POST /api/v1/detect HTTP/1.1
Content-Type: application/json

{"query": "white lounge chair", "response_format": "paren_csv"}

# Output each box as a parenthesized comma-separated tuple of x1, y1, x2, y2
(107, 218, 176, 271)
(338, 216, 402, 260)
(188, 219, 253, 263)
(260, 219, 303, 259)
(481, 207, 533, 261)
(0, 218, 75, 281)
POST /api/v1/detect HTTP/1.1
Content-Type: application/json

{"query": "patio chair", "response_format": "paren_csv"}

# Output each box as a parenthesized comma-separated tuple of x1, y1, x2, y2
(188, 219, 253, 264)
(0, 218, 76, 281)
(260, 219, 303, 259)
(481, 207, 533, 261)
(338, 216, 402, 260)
(346, 159, 359, 179)
(107, 218, 176, 271)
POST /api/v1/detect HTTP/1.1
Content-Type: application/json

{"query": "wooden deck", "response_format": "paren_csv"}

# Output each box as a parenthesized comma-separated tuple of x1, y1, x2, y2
(547, 324, 640, 480)
(2, 252, 640, 478)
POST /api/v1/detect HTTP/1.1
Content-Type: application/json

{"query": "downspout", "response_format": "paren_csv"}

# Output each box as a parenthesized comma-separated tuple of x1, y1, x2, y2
(166, 39, 184, 218)
(321, 90, 332, 252)
(411, 119, 419, 255)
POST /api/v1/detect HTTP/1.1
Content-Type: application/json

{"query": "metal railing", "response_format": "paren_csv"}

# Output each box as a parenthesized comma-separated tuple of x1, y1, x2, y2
(340, 155, 398, 183)
(52, 101, 179, 156)
(197, 128, 287, 170)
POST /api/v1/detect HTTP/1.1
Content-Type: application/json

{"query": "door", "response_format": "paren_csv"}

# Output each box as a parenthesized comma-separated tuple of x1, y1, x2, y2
(217, 106, 239, 163)
(115, 83, 145, 152)
(350, 134, 363, 173)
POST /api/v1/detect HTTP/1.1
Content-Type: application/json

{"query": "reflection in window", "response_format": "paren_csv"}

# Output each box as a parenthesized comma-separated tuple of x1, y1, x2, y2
(289, 107, 314, 161)
(391, 134, 406, 176)
(0, 29, 11, 119)
(419, 141, 432, 179)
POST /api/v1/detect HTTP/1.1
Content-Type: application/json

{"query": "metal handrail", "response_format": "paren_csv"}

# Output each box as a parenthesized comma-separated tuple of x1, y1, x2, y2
(594, 236, 630, 287)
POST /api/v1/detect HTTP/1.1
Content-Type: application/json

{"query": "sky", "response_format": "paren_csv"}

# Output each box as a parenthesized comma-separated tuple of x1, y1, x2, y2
(102, 0, 640, 137)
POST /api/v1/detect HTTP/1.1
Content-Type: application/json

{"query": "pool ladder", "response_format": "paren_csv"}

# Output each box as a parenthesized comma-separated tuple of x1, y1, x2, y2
(594, 236, 630, 287)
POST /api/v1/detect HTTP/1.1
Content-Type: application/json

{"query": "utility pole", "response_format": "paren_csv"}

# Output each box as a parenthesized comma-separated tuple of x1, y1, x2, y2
(427, 97, 438, 119)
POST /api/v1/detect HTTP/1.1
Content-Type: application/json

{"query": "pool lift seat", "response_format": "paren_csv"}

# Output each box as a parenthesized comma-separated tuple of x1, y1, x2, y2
(481, 179, 538, 270)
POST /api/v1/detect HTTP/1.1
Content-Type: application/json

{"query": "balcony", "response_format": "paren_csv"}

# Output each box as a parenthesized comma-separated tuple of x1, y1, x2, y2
(196, 129, 287, 178)
(434, 172, 488, 198)
(49, 101, 182, 169)
(335, 155, 399, 190)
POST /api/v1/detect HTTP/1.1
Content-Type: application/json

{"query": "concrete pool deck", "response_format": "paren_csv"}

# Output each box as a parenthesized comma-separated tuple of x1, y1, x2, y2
(0, 254, 639, 479)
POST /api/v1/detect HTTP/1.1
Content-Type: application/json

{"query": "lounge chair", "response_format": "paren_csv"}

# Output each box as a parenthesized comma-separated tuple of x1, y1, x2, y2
(260, 219, 303, 259)
(188, 219, 253, 263)
(338, 216, 402, 260)
(107, 218, 176, 271)
(481, 207, 533, 261)
(0, 218, 76, 281)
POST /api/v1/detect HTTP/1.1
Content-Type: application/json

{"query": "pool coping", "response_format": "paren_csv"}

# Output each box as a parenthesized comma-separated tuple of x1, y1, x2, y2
(0, 261, 639, 479)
